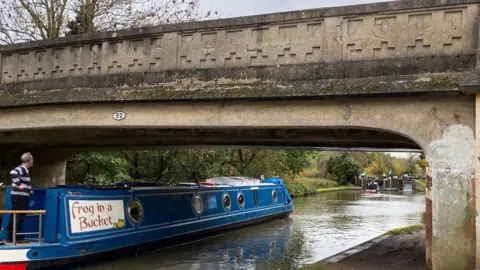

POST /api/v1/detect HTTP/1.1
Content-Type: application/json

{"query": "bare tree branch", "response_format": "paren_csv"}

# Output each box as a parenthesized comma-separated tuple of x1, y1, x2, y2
(68, 0, 217, 34)
(0, 0, 70, 43)
(0, 0, 217, 44)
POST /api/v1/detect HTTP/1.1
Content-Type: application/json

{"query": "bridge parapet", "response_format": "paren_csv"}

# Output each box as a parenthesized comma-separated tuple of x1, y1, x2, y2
(0, 0, 477, 85)
(0, 0, 478, 107)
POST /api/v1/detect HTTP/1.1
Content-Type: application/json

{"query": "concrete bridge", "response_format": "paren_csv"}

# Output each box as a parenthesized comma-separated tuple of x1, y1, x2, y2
(0, 0, 479, 268)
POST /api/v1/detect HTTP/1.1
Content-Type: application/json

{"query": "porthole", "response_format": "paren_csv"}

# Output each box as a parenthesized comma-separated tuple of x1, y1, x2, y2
(128, 201, 144, 223)
(223, 193, 231, 210)
(237, 192, 245, 208)
(193, 195, 203, 215)
(272, 190, 278, 204)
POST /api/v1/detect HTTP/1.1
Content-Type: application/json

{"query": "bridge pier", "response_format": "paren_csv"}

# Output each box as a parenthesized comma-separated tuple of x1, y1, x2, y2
(0, 148, 69, 188)
(429, 125, 476, 270)
(0, 148, 69, 209)
(426, 166, 432, 269)
(30, 150, 69, 188)
(477, 93, 480, 270)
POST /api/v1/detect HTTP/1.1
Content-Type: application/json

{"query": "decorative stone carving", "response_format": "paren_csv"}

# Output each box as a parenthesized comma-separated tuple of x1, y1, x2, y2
(0, 4, 476, 84)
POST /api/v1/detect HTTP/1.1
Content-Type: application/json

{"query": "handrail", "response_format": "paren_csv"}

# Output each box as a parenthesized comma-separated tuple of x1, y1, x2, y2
(0, 209, 46, 246)
(0, 210, 46, 214)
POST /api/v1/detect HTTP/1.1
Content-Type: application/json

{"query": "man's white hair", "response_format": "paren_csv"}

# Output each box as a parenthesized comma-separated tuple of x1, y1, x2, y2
(21, 152, 33, 163)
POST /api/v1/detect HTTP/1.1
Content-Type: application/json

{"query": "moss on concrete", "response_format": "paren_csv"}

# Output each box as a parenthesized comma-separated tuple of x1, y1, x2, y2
(386, 224, 425, 235)
(409, 75, 461, 90)
(0, 72, 467, 108)
(298, 265, 325, 270)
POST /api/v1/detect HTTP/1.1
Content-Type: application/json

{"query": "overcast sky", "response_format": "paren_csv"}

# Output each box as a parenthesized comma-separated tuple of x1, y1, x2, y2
(200, 0, 388, 18)
(198, 0, 411, 159)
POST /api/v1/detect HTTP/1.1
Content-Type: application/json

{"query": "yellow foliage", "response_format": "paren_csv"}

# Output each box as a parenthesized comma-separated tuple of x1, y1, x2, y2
(419, 159, 427, 168)
(299, 169, 311, 177)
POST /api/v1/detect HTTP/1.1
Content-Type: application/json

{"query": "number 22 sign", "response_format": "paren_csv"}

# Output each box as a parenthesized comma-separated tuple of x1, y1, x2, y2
(113, 111, 126, 121)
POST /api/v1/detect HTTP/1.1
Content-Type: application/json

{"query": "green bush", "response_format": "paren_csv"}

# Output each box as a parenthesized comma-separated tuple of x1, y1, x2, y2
(284, 177, 338, 197)
(326, 153, 360, 185)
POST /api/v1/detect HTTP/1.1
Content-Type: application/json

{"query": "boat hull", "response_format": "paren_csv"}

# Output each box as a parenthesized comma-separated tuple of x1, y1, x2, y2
(10, 210, 291, 270)
(0, 177, 294, 270)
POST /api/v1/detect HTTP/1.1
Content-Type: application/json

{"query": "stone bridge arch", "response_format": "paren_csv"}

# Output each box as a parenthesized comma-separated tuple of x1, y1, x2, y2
(0, 95, 475, 269)
(0, 95, 473, 149)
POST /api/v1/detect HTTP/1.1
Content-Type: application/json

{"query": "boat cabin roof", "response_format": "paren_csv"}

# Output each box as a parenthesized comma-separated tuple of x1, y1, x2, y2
(205, 176, 272, 186)
(46, 176, 273, 191)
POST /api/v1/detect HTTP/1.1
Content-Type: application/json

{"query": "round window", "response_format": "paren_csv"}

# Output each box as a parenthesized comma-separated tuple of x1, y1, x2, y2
(128, 201, 144, 223)
(272, 190, 278, 204)
(193, 195, 203, 215)
(237, 192, 245, 208)
(223, 194, 231, 210)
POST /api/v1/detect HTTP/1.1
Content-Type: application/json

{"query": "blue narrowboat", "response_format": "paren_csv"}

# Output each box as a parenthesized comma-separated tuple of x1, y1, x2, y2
(0, 176, 294, 270)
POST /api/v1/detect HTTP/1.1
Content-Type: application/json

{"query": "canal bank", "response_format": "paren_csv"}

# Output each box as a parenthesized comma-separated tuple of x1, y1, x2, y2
(303, 226, 426, 270)
(316, 186, 362, 193)
(284, 177, 360, 197)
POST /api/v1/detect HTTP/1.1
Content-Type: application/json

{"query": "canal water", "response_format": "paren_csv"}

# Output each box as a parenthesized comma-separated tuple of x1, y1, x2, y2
(77, 190, 425, 270)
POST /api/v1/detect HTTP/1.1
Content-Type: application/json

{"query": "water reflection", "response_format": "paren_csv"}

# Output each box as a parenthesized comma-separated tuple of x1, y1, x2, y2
(77, 191, 425, 270)
(293, 191, 425, 264)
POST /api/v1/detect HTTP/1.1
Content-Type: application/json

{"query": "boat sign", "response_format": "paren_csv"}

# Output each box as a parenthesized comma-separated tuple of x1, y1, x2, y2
(69, 200, 126, 233)
(113, 111, 126, 121)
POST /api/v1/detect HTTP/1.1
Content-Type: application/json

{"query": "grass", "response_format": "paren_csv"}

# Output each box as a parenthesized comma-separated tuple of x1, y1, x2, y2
(415, 179, 426, 192)
(317, 186, 361, 193)
(298, 266, 325, 270)
(416, 179, 426, 186)
(284, 177, 361, 197)
(284, 177, 339, 197)
(386, 224, 425, 235)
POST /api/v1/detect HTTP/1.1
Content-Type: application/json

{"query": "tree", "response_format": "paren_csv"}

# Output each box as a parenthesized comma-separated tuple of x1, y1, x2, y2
(406, 153, 425, 175)
(120, 150, 180, 182)
(66, 152, 130, 184)
(418, 153, 427, 170)
(283, 150, 315, 178)
(392, 159, 408, 176)
(0, 0, 69, 43)
(382, 153, 394, 173)
(316, 152, 341, 178)
(326, 153, 360, 185)
(364, 153, 388, 177)
(66, 0, 97, 35)
(65, 148, 317, 185)
(1, 0, 216, 44)
(67, 0, 215, 35)
(349, 152, 369, 168)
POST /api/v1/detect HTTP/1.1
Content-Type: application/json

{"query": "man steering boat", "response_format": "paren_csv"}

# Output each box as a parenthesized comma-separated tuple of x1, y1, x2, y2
(5, 152, 34, 243)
